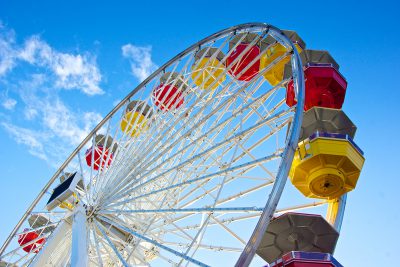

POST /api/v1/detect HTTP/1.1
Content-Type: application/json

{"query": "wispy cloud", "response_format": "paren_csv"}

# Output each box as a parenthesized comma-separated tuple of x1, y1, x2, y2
(2, 74, 103, 165)
(24, 107, 38, 120)
(2, 97, 103, 165)
(1, 122, 48, 161)
(0, 24, 16, 76)
(18, 36, 103, 95)
(0, 27, 103, 95)
(0, 24, 104, 166)
(122, 44, 158, 82)
(2, 97, 17, 110)
(0, 24, 157, 166)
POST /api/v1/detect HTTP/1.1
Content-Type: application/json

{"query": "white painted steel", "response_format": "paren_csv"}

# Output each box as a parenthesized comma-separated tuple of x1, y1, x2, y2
(0, 23, 345, 267)
(71, 205, 88, 267)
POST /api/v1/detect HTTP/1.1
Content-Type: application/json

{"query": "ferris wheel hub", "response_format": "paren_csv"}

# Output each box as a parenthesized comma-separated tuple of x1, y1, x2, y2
(82, 204, 96, 218)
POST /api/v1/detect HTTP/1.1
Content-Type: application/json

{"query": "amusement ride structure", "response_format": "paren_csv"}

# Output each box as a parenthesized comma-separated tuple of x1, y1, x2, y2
(0, 23, 364, 266)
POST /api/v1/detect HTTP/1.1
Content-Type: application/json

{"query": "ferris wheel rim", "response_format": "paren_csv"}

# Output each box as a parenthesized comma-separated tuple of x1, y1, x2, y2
(0, 22, 275, 256)
(234, 29, 305, 266)
(0, 22, 347, 266)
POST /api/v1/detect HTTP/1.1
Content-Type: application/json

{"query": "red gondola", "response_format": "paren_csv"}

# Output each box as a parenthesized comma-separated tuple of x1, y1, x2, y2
(152, 72, 186, 111)
(270, 251, 343, 267)
(284, 50, 347, 111)
(18, 229, 45, 253)
(85, 145, 113, 171)
(153, 84, 183, 111)
(227, 33, 262, 81)
(286, 65, 347, 111)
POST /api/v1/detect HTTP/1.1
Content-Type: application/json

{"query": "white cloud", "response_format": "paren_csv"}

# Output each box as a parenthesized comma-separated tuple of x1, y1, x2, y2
(0, 25, 105, 165)
(0, 26, 16, 76)
(1, 122, 48, 161)
(18, 36, 103, 95)
(24, 107, 38, 120)
(0, 27, 103, 95)
(2, 98, 17, 110)
(122, 44, 158, 82)
(39, 98, 102, 146)
(1, 90, 103, 165)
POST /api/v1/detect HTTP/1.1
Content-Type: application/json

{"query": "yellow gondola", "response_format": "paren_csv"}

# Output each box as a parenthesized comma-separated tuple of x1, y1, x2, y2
(289, 132, 364, 200)
(260, 30, 305, 86)
(191, 47, 226, 90)
(120, 101, 153, 137)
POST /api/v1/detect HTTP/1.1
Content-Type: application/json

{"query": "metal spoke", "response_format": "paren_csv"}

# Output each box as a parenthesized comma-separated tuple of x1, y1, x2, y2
(0, 24, 322, 267)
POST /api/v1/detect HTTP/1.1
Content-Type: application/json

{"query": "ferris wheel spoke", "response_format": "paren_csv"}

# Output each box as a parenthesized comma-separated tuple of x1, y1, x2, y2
(108, 175, 200, 261)
(14, 223, 58, 238)
(210, 214, 247, 245)
(99, 100, 230, 203)
(177, 146, 237, 266)
(157, 214, 257, 234)
(103, 81, 220, 190)
(95, 230, 123, 267)
(155, 200, 328, 238)
(22, 255, 36, 267)
(101, 97, 268, 208)
(0, 231, 49, 261)
(98, 215, 210, 267)
(162, 241, 243, 253)
(102, 152, 280, 210)
(160, 179, 273, 227)
(119, 207, 255, 249)
(76, 151, 91, 204)
(166, 180, 274, 226)
(99, 55, 286, 203)
(120, 212, 198, 265)
(10, 248, 36, 266)
(167, 137, 285, 210)
(89, 226, 104, 267)
(100, 207, 264, 215)
(214, 181, 273, 207)
(93, 55, 197, 200)
(94, 220, 130, 267)
(128, 244, 153, 267)
(102, 111, 287, 208)
(1, 25, 315, 266)
(117, 176, 256, 222)
(90, 121, 119, 201)
(147, 104, 287, 188)
(175, 173, 260, 212)
(134, 75, 276, 179)
(157, 252, 180, 266)
(274, 200, 327, 215)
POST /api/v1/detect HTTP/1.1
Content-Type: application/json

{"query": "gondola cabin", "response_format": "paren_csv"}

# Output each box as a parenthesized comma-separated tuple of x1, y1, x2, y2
(284, 50, 347, 111)
(227, 33, 262, 81)
(85, 134, 117, 170)
(260, 30, 305, 86)
(18, 229, 45, 253)
(120, 101, 153, 137)
(270, 251, 343, 267)
(191, 47, 226, 90)
(257, 213, 338, 263)
(153, 72, 187, 111)
(289, 132, 365, 199)
(85, 145, 112, 171)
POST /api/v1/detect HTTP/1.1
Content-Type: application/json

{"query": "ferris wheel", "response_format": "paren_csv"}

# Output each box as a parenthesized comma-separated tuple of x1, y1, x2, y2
(0, 23, 365, 267)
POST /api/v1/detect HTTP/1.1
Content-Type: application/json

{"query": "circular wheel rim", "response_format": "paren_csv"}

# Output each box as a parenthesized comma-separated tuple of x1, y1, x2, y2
(0, 23, 344, 267)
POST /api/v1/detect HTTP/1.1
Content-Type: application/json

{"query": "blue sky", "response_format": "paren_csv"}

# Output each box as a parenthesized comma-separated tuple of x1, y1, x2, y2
(0, 0, 399, 265)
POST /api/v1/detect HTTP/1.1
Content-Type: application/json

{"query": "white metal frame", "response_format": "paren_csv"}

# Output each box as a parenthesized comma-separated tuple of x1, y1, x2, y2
(0, 23, 345, 267)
